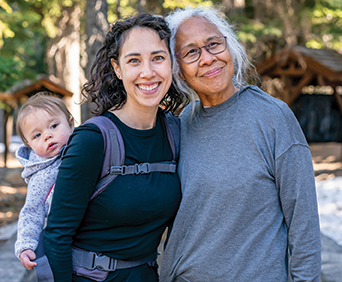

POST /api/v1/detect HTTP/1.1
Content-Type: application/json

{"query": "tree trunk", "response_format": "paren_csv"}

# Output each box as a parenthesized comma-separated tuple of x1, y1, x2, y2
(116, 0, 121, 19)
(82, 0, 108, 121)
(138, 0, 146, 13)
(222, 0, 245, 16)
(2, 109, 11, 168)
(46, 3, 82, 124)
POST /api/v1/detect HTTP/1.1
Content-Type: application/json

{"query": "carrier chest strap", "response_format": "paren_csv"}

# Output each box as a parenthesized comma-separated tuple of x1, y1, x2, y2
(110, 161, 177, 175)
(84, 113, 179, 201)
(93, 161, 177, 200)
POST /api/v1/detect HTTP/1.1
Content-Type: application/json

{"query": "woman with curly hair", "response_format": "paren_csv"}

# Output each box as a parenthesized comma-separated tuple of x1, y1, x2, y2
(44, 13, 188, 282)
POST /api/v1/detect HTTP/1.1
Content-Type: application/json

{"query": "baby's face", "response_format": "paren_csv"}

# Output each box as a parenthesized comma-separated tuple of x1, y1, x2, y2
(22, 109, 73, 158)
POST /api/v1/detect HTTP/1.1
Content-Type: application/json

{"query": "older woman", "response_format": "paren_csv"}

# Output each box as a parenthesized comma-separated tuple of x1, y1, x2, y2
(160, 7, 321, 282)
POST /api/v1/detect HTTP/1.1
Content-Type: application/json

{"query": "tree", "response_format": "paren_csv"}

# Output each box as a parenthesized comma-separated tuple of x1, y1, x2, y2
(0, 0, 48, 91)
(0, 0, 14, 49)
(1, 0, 341, 120)
(306, 0, 342, 51)
(82, 0, 108, 121)
(234, 0, 342, 62)
(44, 1, 82, 124)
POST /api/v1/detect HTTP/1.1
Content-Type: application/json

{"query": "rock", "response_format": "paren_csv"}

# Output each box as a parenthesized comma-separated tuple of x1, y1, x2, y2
(320, 234, 342, 282)
(0, 221, 17, 241)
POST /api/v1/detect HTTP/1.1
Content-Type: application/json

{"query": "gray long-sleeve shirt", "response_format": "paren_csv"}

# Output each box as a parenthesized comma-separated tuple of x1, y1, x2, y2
(160, 86, 321, 282)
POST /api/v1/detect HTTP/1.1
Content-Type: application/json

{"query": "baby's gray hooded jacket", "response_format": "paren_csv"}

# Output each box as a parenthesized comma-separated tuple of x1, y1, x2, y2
(14, 145, 61, 258)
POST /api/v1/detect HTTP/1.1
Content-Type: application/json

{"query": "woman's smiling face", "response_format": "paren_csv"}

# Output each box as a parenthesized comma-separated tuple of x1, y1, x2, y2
(112, 27, 172, 111)
(175, 17, 237, 106)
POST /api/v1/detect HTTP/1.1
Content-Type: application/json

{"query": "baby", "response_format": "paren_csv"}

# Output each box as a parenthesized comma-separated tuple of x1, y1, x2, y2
(14, 92, 74, 270)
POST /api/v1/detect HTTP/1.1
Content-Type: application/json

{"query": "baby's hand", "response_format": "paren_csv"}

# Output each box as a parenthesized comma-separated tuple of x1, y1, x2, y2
(19, 249, 37, 270)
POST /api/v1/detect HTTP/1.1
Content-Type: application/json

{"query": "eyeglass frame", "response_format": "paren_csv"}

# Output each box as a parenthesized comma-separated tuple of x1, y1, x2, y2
(175, 36, 228, 64)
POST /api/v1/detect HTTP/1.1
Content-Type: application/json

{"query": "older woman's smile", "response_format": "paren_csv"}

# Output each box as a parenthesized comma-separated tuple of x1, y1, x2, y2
(201, 66, 225, 77)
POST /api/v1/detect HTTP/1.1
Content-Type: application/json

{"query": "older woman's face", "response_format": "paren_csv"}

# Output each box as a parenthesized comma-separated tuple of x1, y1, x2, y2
(175, 17, 236, 106)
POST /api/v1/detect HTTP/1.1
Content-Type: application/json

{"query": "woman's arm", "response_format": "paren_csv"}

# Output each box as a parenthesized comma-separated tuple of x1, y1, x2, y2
(44, 125, 104, 282)
(276, 144, 321, 281)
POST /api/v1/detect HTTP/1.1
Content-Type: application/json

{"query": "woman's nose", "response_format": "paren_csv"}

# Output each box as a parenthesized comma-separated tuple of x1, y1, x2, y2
(199, 48, 217, 66)
(140, 62, 155, 78)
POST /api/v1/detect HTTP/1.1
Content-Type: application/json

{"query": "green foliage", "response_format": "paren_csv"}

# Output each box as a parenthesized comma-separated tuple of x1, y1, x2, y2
(227, 0, 342, 62)
(108, 0, 137, 22)
(107, 0, 213, 22)
(238, 22, 282, 44)
(307, 0, 342, 50)
(1, 0, 341, 94)
(0, 55, 22, 91)
(0, 0, 49, 90)
(0, 0, 80, 91)
(0, 0, 14, 48)
(163, 0, 213, 10)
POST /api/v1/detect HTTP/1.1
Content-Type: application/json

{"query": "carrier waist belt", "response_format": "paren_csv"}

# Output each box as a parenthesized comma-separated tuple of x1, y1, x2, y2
(72, 247, 156, 271)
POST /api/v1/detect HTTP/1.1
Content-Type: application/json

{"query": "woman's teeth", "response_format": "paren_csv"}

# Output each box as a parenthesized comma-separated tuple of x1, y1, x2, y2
(138, 83, 158, 91)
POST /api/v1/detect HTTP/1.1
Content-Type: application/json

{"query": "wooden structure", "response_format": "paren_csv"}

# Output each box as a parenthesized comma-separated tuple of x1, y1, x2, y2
(0, 78, 72, 167)
(257, 46, 342, 109)
(257, 46, 342, 143)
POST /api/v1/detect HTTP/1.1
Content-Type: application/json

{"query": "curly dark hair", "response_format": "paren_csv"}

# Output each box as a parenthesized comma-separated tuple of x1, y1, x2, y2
(82, 13, 188, 116)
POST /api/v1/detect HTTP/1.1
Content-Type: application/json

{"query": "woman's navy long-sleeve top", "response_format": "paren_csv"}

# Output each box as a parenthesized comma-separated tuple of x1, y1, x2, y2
(44, 110, 181, 281)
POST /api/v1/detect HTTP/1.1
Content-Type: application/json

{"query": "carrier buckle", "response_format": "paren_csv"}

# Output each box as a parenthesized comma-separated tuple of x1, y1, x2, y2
(92, 253, 116, 271)
(135, 163, 150, 174)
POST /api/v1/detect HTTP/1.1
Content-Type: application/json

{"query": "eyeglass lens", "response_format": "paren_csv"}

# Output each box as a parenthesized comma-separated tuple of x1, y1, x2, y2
(178, 37, 227, 63)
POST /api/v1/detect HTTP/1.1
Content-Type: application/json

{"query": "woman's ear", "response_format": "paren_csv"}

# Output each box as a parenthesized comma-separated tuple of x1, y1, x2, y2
(111, 58, 122, 80)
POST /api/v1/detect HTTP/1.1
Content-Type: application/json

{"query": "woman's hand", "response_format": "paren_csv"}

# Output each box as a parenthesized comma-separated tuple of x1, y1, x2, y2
(19, 249, 37, 270)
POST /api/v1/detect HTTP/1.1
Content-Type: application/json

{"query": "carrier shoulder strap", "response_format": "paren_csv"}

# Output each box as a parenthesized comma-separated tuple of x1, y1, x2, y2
(163, 111, 180, 160)
(83, 112, 180, 200)
(83, 116, 124, 200)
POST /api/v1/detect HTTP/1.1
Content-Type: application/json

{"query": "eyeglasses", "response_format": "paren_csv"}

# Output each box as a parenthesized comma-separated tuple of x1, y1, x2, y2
(176, 36, 227, 64)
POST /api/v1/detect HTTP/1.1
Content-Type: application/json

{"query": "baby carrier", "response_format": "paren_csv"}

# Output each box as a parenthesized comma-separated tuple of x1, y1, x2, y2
(34, 111, 180, 282)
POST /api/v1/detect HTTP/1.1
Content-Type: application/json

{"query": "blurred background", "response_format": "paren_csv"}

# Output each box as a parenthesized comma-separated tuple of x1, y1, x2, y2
(0, 0, 342, 167)
(0, 1, 341, 280)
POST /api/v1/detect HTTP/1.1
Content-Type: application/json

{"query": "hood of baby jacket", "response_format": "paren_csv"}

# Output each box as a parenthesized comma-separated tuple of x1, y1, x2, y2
(15, 145, 62, 183)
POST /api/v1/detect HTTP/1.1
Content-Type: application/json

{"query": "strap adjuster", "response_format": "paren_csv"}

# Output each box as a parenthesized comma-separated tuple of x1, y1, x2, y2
(110, 165, 127, 175)
(91, 253, 117, 271)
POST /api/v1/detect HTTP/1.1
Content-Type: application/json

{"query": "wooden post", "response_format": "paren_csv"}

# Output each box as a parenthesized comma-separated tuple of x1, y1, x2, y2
(288, 72, 314, 106)
(3, 109, 11, 168)
(334, 87, 342, 116)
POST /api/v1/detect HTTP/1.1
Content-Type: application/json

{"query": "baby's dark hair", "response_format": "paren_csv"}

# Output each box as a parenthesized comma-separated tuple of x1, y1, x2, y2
(16, 92, 73, 145)
(82, 13, 188, 115)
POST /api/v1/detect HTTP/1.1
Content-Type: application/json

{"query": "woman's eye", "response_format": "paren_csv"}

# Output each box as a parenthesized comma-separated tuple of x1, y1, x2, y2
(184, 48, 198, 57)
(208, 42, 219, 48)
(154, 55, 164, 62)
(128, 58, 139, 64)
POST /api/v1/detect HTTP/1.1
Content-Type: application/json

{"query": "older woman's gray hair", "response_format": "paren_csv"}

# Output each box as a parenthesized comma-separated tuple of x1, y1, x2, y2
(166, 6, 256, 101)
